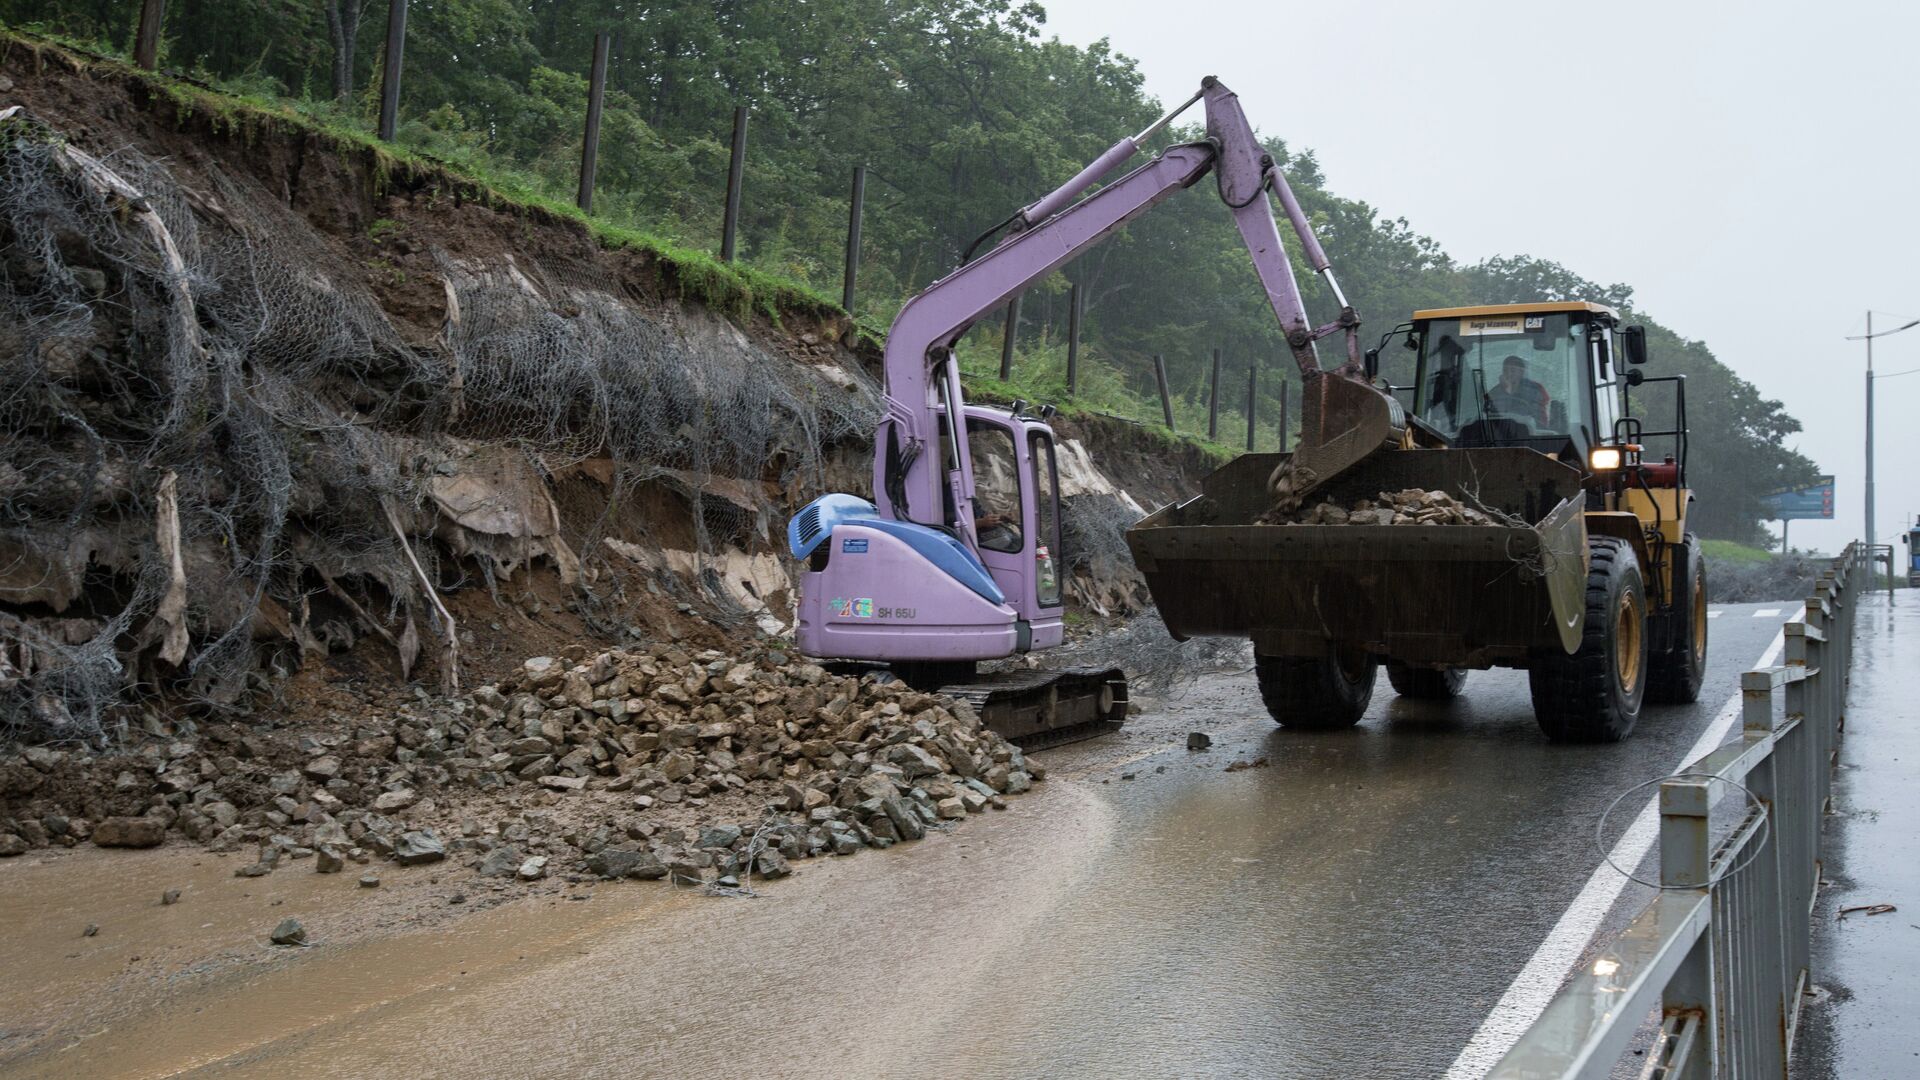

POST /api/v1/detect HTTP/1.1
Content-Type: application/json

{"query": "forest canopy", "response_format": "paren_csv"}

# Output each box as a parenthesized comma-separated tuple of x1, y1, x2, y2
(0, 0, 1820, 540)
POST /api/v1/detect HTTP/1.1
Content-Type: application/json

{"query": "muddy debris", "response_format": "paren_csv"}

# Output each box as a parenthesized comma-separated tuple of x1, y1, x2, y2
(1, 643, 1043, 892)
(1258, 488, 1506, 527)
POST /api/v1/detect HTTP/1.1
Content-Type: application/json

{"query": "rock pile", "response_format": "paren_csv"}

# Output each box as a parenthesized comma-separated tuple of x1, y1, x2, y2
(1260, 487, 1507, 527)
(0, 644, 1043, 888)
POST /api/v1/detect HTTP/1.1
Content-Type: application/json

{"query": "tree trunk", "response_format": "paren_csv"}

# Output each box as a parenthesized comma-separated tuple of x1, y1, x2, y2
(322, 0, 362, 102)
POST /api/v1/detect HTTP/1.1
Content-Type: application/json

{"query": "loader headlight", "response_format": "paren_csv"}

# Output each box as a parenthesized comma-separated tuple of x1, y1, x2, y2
(1590, 446, 1623, 471)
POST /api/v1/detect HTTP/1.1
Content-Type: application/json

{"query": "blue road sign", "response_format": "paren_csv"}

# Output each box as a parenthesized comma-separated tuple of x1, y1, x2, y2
(1760, 476, 1835, 521)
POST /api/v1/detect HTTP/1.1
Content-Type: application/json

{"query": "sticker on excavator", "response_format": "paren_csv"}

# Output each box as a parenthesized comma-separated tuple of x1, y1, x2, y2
(1459, 315, 1528, 336)
(829, 598, 875, 618)
(841, 538, 869, 553)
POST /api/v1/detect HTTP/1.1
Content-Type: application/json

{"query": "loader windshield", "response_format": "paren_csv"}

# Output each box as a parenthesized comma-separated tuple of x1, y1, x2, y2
(1415, 313, 1585, 447)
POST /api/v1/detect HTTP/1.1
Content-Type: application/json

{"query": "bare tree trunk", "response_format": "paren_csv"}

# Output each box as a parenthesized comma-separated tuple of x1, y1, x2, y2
(322, 0, 363, 102)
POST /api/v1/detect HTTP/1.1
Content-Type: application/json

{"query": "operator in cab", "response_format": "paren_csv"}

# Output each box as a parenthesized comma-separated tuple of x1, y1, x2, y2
(1489, 354, 1550, 427)
(967, 425, 1024, 552)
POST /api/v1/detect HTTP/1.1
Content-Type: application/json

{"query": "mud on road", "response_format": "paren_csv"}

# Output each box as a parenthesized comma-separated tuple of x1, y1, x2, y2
(0, 604, 1796, 1079)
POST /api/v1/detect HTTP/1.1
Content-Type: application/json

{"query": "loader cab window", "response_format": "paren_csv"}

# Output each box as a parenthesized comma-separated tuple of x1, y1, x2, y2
(1415, 313, 1587, 451)
(966, 418, 1023, 553)
(1030, 431, 1063, 608)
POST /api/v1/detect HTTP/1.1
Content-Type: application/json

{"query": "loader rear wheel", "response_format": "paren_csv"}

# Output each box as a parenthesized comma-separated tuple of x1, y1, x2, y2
(1527, 537, 1648, 743)
(1256, 649, 1377, 730)
(1648, 534, 1709, 704)
(1385, 662, 1469, 700)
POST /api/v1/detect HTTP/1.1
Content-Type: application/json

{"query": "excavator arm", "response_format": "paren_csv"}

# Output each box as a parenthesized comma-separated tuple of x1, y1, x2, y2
(873, 76, 1405, 541)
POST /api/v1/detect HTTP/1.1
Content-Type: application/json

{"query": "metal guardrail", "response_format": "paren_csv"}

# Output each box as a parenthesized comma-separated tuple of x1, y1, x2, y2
(1491, 543, 1865, 1079)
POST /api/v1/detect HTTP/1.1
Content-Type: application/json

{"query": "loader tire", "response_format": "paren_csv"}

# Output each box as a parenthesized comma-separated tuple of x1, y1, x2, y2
(1385, 662, 1469, 700)
(1527, 537, 1649, 743)
(1648, 534, 1709, 705)
(1256, 649, 1377, 730)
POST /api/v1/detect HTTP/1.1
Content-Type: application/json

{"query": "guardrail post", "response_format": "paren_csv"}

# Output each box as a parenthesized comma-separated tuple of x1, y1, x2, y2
(1660, 777, 1711, 890)
(1661, 776, 1718, 1069)
(1742, 670, 1793, 1076)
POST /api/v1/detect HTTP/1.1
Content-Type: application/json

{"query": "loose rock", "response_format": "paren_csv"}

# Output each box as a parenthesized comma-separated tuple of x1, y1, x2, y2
(394, 831, 446, 866)
(91, 816, 165, 848)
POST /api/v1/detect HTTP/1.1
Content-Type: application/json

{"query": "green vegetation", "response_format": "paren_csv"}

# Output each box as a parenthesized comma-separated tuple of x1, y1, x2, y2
(1701, 539, 1776, 565)
(0, 1, 1822, 539)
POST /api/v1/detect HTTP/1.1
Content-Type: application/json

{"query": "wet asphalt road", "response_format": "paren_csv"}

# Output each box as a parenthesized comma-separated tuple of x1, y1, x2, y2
(0, 604, 1801, 1079)
(77, 601, 1786, 1080)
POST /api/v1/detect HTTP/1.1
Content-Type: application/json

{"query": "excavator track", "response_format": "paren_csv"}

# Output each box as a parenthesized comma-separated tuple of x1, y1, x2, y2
(935, 666, 1129, 749)
(825, 663, 1128, 749)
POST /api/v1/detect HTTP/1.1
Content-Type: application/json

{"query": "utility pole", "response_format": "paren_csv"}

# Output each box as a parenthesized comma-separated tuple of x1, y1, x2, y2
(1866, 310, 1875, 547)
(1852, 310, 1920, 546)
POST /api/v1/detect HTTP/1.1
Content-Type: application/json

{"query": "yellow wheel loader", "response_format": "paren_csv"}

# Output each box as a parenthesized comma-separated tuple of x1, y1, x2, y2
(1127, 301, 1706, 742)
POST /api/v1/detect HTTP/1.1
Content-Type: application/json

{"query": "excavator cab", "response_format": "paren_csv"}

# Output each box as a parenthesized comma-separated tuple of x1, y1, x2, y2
(956, 405, 1066, 649)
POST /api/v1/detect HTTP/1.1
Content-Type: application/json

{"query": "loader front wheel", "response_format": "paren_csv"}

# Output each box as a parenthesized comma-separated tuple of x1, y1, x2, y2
(1648, 534, 1709, 704)
(1256, 649, 1377, 730)
(1528, 537, 1648, 743)
(1385, 662, 1469, 700)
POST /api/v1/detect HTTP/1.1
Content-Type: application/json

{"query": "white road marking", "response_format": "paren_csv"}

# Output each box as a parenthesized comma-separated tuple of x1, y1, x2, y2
(1754, 608, 1783, 618)
(1442, 619, 1793, 1079)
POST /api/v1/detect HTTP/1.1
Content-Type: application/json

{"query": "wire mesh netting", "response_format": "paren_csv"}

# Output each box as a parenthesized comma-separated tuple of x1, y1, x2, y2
(0, 118, 881, 743)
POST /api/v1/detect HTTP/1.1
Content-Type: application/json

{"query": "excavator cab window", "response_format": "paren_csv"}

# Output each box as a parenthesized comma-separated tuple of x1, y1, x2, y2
(965, 418, 1024, 554)
(1415, 313, 1590, 453)
(1030, 431, 1062, 607)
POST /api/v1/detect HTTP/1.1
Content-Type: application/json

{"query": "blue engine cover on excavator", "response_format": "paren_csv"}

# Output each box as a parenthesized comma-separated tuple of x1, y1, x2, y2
(787, 493, 1005, 605)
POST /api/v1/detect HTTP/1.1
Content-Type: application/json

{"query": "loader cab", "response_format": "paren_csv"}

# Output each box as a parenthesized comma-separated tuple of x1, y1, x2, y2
(941, 404, 1066, 650)
(1409, 301, 1626, 471)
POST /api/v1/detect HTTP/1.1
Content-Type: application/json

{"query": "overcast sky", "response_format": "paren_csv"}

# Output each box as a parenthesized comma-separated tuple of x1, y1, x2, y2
(1040, 0, 1920, 552)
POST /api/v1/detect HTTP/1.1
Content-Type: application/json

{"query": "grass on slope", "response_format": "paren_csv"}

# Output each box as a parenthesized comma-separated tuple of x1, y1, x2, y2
(1, 25, 853, 330)
(1700, 539, 1775, 565)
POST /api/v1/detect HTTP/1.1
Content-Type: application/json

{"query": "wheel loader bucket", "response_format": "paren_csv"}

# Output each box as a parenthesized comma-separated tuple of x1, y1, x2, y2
(1126, 447, 1590, 667)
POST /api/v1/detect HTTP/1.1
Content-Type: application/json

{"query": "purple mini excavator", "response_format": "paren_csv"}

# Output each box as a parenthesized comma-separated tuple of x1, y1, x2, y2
(787, 77, 1406, 745)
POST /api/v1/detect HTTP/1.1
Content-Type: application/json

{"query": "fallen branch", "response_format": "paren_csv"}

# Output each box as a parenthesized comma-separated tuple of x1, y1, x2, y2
(145, 470, 191, 664)
(318, 571, 411, 679)
(1837, 903, 1896, 920)
(381, 497, 460, 695)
